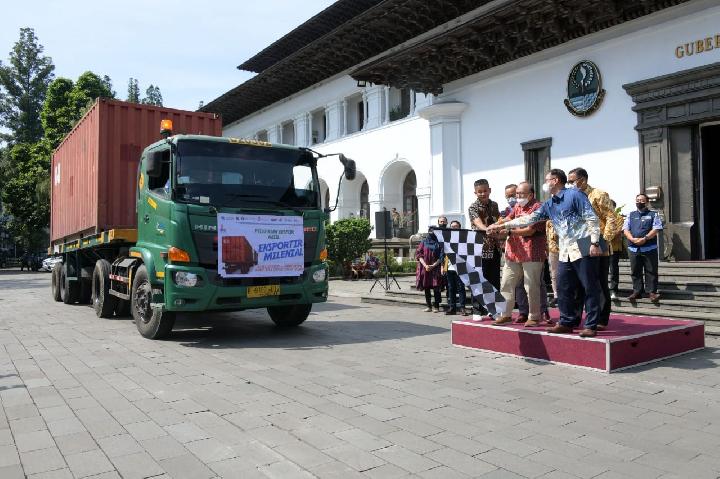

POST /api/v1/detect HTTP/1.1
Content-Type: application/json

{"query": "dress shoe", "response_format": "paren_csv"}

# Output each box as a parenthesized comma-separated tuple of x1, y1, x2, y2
(626, 292, 642, 301)
(579, 328, 597, 338)
(445, 309, 457, 316)
(649, 292, 660, 303)
(546, 324, 573, 334)
(493, 316, 513, 325)
(524, 319, 539, 327)
(596, 325, 606, 331)
(461, 309, 470, 317)
(514, 314, 529, 324)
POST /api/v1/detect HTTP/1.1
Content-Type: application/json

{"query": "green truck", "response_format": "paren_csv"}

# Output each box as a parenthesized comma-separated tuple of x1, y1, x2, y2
(50, 100, 354, 339)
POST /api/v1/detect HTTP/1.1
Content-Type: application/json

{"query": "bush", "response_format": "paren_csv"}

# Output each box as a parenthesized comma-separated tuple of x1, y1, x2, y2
(325, 217, 373, 276)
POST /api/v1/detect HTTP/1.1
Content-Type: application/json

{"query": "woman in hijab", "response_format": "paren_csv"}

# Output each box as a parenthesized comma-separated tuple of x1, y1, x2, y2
(415, 228, 445, 312)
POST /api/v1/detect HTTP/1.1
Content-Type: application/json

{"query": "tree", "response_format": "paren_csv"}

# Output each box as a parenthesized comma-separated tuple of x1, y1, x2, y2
(40, 78, 74, 148)
(325, 217, 373, 276)
(0, 28, 55, 145)
(142, 84, 163, 106)
(126, 77, 140, 103)
(0, 142, 50, 249)
(70, 71, 114, 117)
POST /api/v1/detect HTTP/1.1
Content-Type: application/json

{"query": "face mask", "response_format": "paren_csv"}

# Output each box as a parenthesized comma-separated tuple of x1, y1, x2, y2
(566, 183, 576, 190)
(438, 223, 447, 229)
(507, 197, 517, 207)
(542, 182, 550, 194)
(636, 203, 647, 210)
(517, 198, 529, 207)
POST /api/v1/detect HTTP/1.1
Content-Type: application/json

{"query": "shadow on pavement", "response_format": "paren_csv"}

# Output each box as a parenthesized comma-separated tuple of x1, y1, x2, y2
(171, 311, 448, 349)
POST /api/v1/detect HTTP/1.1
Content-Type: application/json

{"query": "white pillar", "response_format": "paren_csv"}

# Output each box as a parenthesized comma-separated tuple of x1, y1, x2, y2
(324, 100, 344, 142)
(294, 113, 311, 147)
(266, 124, 281, 144)
(417, 102, 467, 219)
(410, 89, 416, 116)
(383, 86, 390, 125)
(364, 85, 385, 130)
(342, 99, 348, 136)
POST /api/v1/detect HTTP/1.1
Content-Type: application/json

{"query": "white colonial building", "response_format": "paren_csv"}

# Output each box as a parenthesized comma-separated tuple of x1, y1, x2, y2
(205, 0, 720, 261)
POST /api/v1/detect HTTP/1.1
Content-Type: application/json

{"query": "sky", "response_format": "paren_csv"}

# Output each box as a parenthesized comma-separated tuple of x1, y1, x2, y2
(0, 0, 337, 111)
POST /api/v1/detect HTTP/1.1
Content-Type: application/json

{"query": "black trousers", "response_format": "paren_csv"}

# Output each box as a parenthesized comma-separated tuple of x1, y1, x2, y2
(559, 257, 603, 330)
(609, 252, 621, 292)
(575, 255, 611, 327)
(482, 251, 501, 290)
(424, 287, 442, 307)
(629, 249, 659, 294)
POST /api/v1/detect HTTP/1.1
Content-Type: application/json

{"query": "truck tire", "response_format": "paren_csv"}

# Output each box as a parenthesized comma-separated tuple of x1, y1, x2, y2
(61, 263, 80, 304)
(51, 263, 62, 302)
(131, 265, 175, 339)
(92, 259, 116, 318)
(267, 304, 312, 327)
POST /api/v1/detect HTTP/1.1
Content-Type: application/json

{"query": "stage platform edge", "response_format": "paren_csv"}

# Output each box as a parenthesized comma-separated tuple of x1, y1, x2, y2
(451, 314, 705, 372)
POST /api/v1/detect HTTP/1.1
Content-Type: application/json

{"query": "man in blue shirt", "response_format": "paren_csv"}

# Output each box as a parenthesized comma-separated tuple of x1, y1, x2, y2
(623, 193, 663, 302)
(488, 169, 603, 337)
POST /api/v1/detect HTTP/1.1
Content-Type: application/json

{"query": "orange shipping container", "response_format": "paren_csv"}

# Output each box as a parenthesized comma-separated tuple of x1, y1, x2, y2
(51, 99, 221, 244)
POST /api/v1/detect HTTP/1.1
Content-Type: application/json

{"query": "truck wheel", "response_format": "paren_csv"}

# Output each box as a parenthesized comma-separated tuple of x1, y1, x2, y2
(51, 263, 62, 302)
(61, 263, 80, 304)
(132, 265, 175, 339)
(92, 259, 116, 318)
(267, 304, 312, 327)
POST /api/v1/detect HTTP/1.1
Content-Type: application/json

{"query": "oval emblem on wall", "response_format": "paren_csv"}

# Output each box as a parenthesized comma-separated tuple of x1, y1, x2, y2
(564, 60, 606, 117)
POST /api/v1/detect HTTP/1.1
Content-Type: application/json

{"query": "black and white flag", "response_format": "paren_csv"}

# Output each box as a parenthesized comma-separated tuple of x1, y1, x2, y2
(432, 228, 507, 318)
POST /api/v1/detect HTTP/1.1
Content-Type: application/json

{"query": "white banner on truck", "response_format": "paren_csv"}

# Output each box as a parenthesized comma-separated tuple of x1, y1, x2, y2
(217, 214, 304, 278)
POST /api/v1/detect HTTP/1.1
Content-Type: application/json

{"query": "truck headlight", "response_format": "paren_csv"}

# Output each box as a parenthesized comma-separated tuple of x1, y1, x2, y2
(174, 271, 198, 287)
(312, 269, 327, 283)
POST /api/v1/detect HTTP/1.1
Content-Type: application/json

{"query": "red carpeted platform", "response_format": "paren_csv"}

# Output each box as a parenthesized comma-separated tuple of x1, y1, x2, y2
(452, 313, 704, 372)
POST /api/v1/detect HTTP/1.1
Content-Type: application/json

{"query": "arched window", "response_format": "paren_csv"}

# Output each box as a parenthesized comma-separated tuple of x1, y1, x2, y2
(402, 171, 418, 236)
(360, 180, 370, 219)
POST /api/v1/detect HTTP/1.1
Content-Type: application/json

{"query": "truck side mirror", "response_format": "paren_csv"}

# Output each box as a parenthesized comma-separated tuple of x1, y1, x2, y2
(339, 154, 356, 181)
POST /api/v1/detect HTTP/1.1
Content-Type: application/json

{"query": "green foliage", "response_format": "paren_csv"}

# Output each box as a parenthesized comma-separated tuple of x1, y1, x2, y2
(0, 28, 55, 144)
(41, 78, 75, 148)
(325, 217, 372, 274)
(70, 71, 115, 119)
(1, 142, 50, 249)
(126, 77, 140, 103)
(142, 84, 163, 106)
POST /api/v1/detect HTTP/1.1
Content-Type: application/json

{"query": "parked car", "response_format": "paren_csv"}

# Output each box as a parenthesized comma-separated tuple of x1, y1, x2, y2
(41, 256, 63, 273)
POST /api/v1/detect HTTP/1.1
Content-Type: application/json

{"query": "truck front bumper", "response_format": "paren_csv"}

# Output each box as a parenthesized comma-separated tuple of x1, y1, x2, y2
(161, 263, 329, 312)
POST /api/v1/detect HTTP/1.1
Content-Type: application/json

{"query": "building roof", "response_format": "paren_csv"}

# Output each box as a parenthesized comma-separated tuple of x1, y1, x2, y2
(202, 0, 487, 126)
(238, 0, 383, 73)
(350, 0, 691, 94)
(204, 0, 688, 126)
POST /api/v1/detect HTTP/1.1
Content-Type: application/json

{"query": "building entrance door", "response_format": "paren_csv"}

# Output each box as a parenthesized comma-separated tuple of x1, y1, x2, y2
(700, 123, 720, 259)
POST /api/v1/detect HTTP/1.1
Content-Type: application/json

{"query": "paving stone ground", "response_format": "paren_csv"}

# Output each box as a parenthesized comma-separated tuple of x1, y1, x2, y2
(0, 270, 719, 478)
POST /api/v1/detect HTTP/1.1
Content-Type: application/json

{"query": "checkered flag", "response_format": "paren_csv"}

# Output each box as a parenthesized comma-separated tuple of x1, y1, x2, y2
(432, 228, 507, 318)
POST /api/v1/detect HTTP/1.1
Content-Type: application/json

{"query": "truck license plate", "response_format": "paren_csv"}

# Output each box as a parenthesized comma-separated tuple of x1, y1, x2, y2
(247, 285, 280, 298)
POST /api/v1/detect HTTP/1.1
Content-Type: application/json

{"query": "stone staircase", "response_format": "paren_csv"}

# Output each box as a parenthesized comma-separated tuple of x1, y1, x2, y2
(360, 260, 720, 335)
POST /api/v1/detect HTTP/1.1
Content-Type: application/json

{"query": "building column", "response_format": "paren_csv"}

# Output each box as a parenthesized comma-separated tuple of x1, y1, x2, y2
(417, 102, 467, 221)
(383, 86, 390, 125)
(342, 99, 348, 136)
(294, 113, 311, 147)
(324, 100, 344, 142)
(364, 85, 385, 130)
(409, 90, 416, 116)
(266, 124, 281, 144)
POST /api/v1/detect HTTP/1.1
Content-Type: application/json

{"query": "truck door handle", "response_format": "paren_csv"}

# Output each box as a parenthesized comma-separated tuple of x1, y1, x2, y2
(143, 214, 150, 223)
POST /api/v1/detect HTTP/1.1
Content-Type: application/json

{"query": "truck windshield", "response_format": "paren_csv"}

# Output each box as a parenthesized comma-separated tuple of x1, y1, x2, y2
(175, 140, 319, 209)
